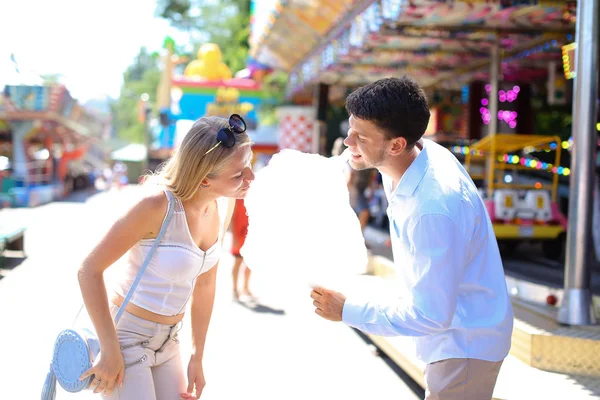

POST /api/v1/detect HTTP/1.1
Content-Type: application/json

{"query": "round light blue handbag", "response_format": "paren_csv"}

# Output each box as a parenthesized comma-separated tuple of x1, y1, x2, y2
(41, 194, 176, 399)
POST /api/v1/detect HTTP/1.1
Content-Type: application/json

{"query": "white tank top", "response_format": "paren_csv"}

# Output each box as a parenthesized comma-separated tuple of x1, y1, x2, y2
(113, 189, 228, 316)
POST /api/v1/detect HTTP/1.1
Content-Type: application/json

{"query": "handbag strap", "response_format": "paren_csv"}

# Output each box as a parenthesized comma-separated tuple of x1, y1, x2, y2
(114, 189, 176, 324)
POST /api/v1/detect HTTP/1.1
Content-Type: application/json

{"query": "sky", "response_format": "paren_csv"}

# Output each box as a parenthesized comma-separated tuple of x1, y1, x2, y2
(0, 0, 191, 102)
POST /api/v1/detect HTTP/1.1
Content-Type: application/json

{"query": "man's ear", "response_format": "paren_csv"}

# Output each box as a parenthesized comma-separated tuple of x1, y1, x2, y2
(388, 137, 407, 156)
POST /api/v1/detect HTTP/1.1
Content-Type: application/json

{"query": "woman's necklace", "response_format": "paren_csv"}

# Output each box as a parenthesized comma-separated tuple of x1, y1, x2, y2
(195, 201, 214, 218)
(184, 199, 215, 218)
(202, 205, 214, 218)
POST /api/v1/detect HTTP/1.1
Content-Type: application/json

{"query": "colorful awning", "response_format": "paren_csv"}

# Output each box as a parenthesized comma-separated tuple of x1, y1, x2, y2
(251, 0, 576, 94)
(249, 0, 362, 71)
(0, 84, 108, 140)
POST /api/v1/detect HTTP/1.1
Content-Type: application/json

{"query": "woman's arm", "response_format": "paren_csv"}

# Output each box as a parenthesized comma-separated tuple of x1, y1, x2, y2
(185, 198, 236, 398)
(189, 198, 235, 358)
(186, 262, 218, 398)
(78, 192, 166, 352)
(189, 263, 218, 361)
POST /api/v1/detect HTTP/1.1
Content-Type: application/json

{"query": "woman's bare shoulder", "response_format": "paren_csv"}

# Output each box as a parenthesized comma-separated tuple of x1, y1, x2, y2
(128, 187, 169, 222)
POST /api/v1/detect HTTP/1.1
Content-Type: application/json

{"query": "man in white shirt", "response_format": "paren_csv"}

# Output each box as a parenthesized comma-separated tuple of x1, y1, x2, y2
(311, 76, 513, 400)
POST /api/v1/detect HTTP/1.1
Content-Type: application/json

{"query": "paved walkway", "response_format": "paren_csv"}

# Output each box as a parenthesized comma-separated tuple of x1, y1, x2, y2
(0, 187, 421, 400)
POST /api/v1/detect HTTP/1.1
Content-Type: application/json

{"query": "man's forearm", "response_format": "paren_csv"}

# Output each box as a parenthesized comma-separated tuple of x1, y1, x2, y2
(343, 297, 453, 337)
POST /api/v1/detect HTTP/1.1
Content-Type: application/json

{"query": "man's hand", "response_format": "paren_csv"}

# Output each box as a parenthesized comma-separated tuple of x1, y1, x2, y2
(310, 286, 346, 322)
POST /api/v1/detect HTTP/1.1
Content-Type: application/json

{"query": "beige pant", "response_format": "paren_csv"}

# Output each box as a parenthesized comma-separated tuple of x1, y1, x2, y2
(102, 304, 187, 400)
(424, 358, 503, 400)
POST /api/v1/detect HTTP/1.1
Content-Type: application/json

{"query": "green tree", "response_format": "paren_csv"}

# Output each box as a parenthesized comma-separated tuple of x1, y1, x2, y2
(258, 70, 289, 126)
(111, 47, 160, 144)
(156, 0, 251, 74)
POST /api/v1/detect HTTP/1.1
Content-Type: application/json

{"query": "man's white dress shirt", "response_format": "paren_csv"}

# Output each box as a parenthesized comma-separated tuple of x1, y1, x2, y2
(342, 139, 513, 364)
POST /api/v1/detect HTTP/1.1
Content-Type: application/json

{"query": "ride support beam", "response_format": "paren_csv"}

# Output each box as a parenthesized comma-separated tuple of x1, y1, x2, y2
(558, 0, 599, 326)
(314, 83, 329, 155)
(485, 34, 500, 199)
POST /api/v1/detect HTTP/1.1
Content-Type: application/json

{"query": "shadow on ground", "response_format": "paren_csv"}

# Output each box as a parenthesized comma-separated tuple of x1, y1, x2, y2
(352, 329, 426, 399)
(234, 298, 286, 315)
(569, 374, 600, 397)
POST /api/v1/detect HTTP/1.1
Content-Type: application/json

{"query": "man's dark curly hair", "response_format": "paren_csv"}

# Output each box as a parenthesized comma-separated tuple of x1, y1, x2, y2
(345, 76, 430, 147)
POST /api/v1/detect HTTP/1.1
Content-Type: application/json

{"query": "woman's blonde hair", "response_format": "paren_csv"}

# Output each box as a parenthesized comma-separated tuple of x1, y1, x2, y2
(147, 116, 251, 201)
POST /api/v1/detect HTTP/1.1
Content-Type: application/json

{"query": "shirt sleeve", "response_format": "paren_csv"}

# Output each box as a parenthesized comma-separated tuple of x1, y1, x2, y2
(342, 213, 465, 337)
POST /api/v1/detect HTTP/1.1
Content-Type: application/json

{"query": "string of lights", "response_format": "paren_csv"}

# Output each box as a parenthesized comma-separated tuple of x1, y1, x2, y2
(450, 142, 572, 176)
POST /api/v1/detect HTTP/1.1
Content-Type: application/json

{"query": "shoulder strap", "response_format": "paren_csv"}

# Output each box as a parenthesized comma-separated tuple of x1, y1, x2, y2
(114, 191, 176, 324)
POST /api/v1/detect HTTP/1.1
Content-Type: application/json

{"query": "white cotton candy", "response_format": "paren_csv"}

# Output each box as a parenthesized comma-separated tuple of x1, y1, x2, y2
(240, 149, 369, 292)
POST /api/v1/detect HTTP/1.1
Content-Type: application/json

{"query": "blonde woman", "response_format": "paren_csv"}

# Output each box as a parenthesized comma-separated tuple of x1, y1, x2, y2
(77, 115, 254, 400)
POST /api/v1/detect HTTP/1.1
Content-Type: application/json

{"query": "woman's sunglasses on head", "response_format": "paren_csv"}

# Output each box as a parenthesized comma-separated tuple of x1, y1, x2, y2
(204, 114, 247, 156)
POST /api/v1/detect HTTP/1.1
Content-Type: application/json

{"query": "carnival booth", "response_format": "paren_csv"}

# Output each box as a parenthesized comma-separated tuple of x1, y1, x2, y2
(0, 84, 108, 207)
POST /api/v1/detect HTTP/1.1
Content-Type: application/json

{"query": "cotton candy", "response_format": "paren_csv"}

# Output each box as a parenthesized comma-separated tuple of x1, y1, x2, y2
(240, 150, 369, 291)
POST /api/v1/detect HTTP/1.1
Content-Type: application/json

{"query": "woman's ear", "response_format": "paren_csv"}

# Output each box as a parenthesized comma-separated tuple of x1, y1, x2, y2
(200, 179, 211, 189)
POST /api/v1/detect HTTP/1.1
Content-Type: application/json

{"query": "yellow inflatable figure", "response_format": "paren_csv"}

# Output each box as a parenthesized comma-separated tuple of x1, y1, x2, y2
(184, 43, 232, 81)
(224, 88, 239, 103)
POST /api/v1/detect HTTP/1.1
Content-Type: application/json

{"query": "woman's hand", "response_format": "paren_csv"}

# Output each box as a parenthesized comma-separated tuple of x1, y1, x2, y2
(182, 355, 205, 399)
(80, 344, 125, 395)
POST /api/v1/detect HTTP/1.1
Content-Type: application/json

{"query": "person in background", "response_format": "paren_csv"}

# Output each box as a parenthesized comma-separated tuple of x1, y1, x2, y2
(112, 161, 128, 190)
(332, 135, 373, 232)
(371, 171, 389, 229)
(331, 136, 347, 158)
(230, 198, 253, 300)
(348, 168, 373, 232)
(0, 167, 15, 208)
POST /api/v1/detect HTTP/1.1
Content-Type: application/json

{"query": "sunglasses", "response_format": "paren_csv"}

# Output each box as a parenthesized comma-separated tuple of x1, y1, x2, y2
(204, 114, 247, 156)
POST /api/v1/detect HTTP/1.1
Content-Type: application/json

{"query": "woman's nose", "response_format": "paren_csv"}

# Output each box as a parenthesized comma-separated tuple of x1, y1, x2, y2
(245, 168, 255, 181)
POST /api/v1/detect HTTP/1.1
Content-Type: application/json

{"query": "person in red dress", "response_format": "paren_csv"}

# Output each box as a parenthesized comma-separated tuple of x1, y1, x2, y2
(231, 198, 253, 300)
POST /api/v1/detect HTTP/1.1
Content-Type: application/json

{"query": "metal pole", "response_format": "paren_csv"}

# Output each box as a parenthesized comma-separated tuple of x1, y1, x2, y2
(488, 38, 499, 137)
(314, 83, 329, 155)
(558, 0, 599, 326)
(140, 93, 150, 173)
(486, 35, 500, 198)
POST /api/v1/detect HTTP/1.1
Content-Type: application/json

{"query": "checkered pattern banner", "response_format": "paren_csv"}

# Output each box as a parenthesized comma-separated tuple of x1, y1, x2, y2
(278, 107, 316, 153)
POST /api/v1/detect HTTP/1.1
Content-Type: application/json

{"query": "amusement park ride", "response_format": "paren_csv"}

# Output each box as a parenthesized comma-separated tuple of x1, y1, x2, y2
(465, 134, 568, 259)
(149, 38, 277, 171)
(0, 84, 109, 207)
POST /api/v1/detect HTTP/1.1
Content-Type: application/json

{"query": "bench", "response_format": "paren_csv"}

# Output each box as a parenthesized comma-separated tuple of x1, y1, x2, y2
(0, 226, 26, 269)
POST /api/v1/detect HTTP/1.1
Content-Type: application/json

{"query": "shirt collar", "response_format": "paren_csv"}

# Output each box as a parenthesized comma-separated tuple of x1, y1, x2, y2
(390, 139, 430, 198)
